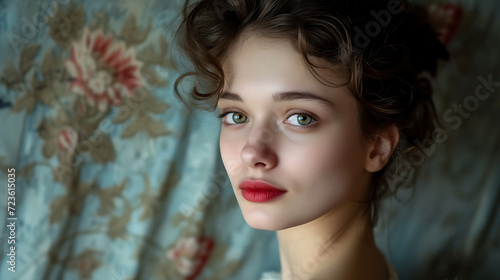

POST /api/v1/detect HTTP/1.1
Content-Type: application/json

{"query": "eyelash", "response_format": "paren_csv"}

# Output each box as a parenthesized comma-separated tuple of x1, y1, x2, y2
(217, 111, 318, 128)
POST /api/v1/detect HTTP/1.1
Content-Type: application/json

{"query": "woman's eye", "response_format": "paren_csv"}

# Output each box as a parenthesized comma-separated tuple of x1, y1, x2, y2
(217, 112, 248, 125)
(286, 113, 316, 126)
(217, 111, 316, 127)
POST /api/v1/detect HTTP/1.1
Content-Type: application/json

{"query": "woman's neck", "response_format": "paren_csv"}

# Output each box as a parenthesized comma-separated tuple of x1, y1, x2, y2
(276, 202, 388, 280)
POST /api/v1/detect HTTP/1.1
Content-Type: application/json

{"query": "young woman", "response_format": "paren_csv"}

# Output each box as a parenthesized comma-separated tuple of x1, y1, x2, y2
(174, 0, 448, 279)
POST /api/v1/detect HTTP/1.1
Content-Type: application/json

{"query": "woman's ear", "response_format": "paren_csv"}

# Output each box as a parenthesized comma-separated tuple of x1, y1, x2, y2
(364, 125, 399, 173)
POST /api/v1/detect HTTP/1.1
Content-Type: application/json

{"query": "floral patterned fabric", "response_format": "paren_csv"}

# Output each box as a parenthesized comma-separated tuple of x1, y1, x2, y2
(0, 0, 498, 280)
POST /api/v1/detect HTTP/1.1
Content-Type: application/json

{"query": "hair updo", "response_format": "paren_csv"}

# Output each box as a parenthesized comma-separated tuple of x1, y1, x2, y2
(173, 0, 449, 225)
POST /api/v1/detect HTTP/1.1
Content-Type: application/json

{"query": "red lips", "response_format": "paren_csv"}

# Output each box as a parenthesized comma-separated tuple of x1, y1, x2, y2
(239, 180, 287, 202)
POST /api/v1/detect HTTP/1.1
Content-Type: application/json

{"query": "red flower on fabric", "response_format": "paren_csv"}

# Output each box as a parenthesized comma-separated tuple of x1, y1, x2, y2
(167, 237, 215, 280)
(428, 3, 463, 46)
(65, 28, 143, 111)
(56, 127, 78, 152)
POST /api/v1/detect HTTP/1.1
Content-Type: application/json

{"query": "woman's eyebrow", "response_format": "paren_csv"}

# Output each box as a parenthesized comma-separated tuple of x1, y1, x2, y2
(219, 91, 335, 108)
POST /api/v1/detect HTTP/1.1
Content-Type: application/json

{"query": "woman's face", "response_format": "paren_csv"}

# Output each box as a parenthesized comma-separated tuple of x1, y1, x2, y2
(217, 33, 372, 230)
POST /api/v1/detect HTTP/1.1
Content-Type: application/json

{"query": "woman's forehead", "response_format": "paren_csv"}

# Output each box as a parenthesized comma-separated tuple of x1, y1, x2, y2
(222, 33, 345, 88)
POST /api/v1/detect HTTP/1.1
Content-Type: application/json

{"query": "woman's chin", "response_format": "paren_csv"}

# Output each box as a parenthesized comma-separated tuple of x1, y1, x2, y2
(241, 212, 297, 231)
(242, 213, 280, 231)
(246, 221, 282, 231)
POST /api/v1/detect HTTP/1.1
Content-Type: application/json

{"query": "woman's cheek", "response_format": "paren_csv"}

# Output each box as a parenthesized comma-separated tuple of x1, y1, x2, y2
(219, 137, 239, 175)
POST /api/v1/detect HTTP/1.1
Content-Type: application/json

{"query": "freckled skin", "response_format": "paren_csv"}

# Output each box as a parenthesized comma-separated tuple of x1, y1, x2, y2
(217, 32, 393, 279)
(218, 33, 371, 231)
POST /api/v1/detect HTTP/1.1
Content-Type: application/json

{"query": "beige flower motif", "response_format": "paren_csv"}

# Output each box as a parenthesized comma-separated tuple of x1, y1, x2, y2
(47, 3, 85, 47)
(56, 127, 78, 153)
(38, 110, 78, 160)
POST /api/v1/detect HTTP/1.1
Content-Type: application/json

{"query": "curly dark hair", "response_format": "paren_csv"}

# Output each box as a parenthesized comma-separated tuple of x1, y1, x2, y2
(173, 0, 448, 225)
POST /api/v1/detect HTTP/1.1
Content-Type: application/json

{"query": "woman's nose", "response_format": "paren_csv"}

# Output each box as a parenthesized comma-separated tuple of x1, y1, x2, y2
(240, 128, 278, 169)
